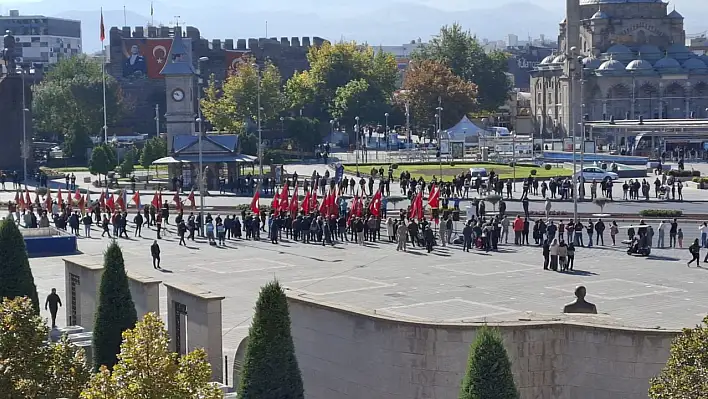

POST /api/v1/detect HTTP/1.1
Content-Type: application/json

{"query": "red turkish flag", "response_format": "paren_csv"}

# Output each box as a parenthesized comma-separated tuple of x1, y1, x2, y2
(428, 184, 440, 209)
(369, 190, 382, 217)
(302, 191, 310, 214)
(132, 190, 141, 209)
(57, 188, 63, 207)
(45, 189, 52, 210)
(250, 190, 260, 214)
(186, 189, 195, 209)
(289, 183, 299, 215)
(105, 193, 115, 212)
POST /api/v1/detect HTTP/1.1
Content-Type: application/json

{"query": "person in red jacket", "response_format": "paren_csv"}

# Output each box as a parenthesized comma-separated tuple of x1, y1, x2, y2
(513, 215, 524, 245)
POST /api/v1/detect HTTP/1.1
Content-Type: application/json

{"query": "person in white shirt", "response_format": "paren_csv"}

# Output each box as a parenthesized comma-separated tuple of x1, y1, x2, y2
(700, 222, 708, 248)
(657, 220, 666, 248)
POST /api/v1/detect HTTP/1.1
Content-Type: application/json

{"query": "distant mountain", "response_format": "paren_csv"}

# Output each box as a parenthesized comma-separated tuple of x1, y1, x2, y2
(1, 0, 705, 53)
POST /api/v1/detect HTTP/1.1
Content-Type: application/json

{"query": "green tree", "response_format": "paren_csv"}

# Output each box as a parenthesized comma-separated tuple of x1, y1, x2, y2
(239, 280, 303, 399)
(460, 326, 519, 399)
(201, 57, 285, 133)
(413, 23, 510, 111)
(32, 55, 128, 160)
(284, 117, 321, 152)
(92, 242, 137, 372)
(285, 41, 398, 125)
(240, 133, 259, 156)
(89, 146, 110, 182)
(138, 137, 167, 169)
(399, 59, 478, 131)
(0, 219, 39, 314)
(0, 297, 91, 399)
(119, 147, 137, 177)
(81, 313, 223, 399)
(649, 315, 708, 398)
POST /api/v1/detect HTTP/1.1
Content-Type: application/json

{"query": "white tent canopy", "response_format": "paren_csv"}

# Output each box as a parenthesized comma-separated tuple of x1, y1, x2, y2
(444, 116, 492, 142)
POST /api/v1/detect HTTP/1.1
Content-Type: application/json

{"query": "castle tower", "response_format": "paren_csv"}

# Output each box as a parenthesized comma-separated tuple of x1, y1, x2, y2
(160, 27, 196, 153)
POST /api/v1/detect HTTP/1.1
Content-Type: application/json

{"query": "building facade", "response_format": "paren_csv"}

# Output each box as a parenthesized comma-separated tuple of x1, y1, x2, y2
(106, 25, 325, 134)
(530, 0, 708, 138)
(0, 10, 81, 68)
(373, 41, 424, 87)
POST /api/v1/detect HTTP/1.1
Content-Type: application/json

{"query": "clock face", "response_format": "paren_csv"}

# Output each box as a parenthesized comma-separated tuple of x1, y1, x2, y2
(172, 89, 185, 102)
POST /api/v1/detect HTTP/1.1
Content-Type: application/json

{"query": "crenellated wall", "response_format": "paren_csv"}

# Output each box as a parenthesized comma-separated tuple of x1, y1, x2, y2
(287, 294, 678, 399)
(106, 25, 327, 133)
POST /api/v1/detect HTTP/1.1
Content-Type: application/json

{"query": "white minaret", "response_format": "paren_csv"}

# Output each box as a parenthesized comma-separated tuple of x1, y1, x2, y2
(160, 26, 196, 153)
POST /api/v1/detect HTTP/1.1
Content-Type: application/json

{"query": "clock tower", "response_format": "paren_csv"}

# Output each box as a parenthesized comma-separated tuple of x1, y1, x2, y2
(160, 27, 196, 153)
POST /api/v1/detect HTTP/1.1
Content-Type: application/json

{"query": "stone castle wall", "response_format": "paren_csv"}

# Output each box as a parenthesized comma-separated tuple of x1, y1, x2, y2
(287, 295, 677, 399)
(106, 26, 326, 133)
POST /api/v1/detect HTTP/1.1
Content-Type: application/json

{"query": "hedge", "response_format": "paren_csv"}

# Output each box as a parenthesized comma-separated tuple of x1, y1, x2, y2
(692, 177, 708, 184)
(638, 209, 683, 217)
(668, 170, 700, 178)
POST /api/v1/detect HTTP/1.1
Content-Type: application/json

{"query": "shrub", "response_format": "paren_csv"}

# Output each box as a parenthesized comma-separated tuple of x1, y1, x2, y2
(592, 198, 610, 213)
(93, 241, 138, 371)
(459, 326, 519, 399)
(0, 219, 39, 314)
(692, 177, 708, 184)
(544, 164, 552, 170)
(638, 209, 683, 217)
(668, 170, 700, 178)
(239, 280, 304, 399)
(649, 315, 708, 398)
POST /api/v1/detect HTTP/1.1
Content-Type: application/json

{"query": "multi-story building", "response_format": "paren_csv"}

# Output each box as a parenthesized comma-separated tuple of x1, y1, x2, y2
(0, 10, 82, 68)
(373, 40, 425, 87)
(530, 0, 708, 138)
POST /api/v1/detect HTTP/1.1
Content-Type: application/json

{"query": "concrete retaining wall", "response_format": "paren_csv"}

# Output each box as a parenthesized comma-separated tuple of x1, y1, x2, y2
(287, 295, 677, 399)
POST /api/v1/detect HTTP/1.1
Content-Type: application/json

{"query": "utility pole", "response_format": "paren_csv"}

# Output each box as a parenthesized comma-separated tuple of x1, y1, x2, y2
(154, 104, 160, 136)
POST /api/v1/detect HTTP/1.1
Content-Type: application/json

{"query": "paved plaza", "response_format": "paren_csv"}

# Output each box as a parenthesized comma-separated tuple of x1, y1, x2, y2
(31, 221, 708, 361)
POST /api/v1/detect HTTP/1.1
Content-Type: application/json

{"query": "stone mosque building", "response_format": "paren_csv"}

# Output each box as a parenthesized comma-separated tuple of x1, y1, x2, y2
(530, 0, 708, 138)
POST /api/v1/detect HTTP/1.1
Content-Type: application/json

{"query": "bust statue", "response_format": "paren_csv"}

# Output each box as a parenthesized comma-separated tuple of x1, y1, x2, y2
(2, 30, 17, 74)
(563, 286, 597, 314)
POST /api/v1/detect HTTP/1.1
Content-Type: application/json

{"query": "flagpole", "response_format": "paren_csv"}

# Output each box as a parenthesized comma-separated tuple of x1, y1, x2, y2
(100, 8, 108, 143)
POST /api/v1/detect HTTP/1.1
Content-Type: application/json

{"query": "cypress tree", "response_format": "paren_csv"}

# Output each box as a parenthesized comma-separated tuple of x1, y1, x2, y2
(92, 241, 137, 371)
(239, 280, 304, 399)
(460, 326, 519, 399)
(0, 219, 39, 314)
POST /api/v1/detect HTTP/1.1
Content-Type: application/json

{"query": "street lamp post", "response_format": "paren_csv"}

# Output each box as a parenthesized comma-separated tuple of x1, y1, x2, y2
(355, 116, 360, 174)
(197, 56, 209, 235)
(20, 66, 28, 183)
(579, 56, 586, 197)
(254, 64, 263, 184)
(384, 112, 389, 154)
(567, 47, 578, 222)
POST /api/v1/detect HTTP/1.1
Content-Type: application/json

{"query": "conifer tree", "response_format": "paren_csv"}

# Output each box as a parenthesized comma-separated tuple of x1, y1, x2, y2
(460, 326, 519, 399)
(0, 219, 39, 314)
(239, 280, 304, 399)
(92, 241, 137, 371)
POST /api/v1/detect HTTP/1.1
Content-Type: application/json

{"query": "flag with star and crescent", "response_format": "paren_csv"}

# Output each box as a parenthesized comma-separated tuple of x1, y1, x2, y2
(121, 38, 175, 79)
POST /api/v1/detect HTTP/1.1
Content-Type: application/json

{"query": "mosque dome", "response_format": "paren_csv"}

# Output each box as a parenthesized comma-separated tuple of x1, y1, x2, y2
(667, 43, 692, 61)
(654, 56, 682, 71)
(605, 44, 634, 61)
(637, 45, 662, 60)
(591, 10, 609, 19)
(552, 54, 567, 64)
(598, 58, 625, 72)
(667, 10, 683, 19)
(540, 55, 556, 65)
(626, 58, 654, 72)
(582, 56, 602, 69)
(683, 58, 708, 71)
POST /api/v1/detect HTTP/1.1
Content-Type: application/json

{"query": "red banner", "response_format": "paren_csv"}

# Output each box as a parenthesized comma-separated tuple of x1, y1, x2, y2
(224, 50, 250, 76)
(121, 38, 174, 79)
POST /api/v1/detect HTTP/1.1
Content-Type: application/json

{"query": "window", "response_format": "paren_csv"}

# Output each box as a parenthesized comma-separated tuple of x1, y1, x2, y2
(31, 37, 40, 42)
(40, 42, 48, 47)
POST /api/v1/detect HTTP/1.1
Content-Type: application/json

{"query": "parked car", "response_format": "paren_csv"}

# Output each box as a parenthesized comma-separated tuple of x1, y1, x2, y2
(574, 166, 618, 181)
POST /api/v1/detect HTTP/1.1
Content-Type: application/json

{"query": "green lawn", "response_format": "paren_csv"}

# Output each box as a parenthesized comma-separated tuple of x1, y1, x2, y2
(344, 163, 572, 181)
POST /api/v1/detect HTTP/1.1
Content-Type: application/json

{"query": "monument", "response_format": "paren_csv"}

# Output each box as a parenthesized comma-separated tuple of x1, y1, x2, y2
(2, 30, 17, 74)
(0, 29, 31, 172)
(563, 285, 598, 314)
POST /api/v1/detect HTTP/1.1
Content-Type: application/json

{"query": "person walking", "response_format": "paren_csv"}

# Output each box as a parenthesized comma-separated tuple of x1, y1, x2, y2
(567, 242, 576, 271)
(133, 212, 144, 237)
(150, 240, 161, 269)
(44, 288, 62, 329)
(610, 221, 618, 246)
(688, 238, 701, 267)
(424, 226, 435, 253)
(439, 216, 447, 247)
(178, 220, 187, 246)
(463, 221, 473, 252)
(155, 213, 163, 239)
(82, 212, 92, 237)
